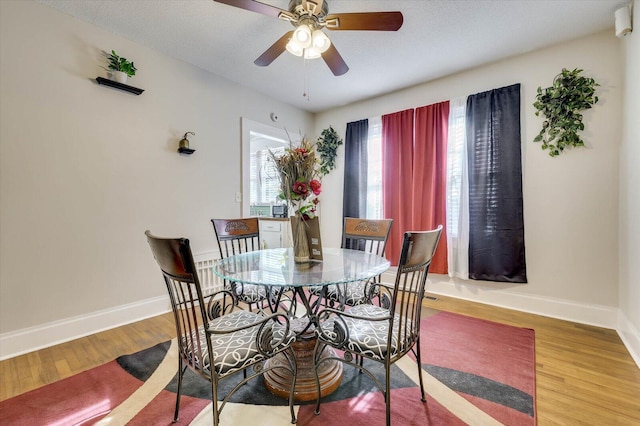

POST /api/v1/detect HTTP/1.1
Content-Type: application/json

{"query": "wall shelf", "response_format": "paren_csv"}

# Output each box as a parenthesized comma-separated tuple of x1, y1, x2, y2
(96, 77, 144, 95)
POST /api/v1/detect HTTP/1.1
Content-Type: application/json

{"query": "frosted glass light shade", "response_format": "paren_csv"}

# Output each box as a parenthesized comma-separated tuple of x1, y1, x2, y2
(312, 30, 331, 53)
(293, 25, 312, 48)
(304, 47, 322, 59)
(286, 39, 304, 56)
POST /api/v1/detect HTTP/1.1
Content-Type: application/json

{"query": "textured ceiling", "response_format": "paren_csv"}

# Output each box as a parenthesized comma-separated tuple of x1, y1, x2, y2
(39, 0, 623, 113)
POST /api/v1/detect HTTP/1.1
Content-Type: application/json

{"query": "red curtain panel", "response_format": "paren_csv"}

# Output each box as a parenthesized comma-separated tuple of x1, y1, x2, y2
(413, 101, 450, 274)
(382, 109, 414, 265)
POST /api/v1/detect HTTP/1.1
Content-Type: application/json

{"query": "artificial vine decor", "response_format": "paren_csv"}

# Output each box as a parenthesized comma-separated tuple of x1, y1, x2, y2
(317, 126, 343, 175)
(533, 68, 599, 157)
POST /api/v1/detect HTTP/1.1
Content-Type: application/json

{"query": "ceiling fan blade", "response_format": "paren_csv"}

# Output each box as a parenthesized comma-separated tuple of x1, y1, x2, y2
(325, 12, 404, 31)
(254, 31, 294, 66)
(213, 0, 285, 19)
(322, 43, 349, 76)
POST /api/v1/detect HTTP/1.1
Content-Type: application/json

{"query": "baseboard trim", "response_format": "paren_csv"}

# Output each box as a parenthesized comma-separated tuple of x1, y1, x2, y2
(618, 310, 640, 368)
(419, 275, 619, 328)
(0, 295, 171, 361)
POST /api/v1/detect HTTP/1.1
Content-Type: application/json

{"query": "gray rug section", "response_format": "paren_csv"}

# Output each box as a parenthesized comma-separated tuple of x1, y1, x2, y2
(424, 364, 534, 416)
(117, 342, 415, 406)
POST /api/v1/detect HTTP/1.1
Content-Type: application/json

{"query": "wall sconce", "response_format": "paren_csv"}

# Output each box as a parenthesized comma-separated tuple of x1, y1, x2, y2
(178, 131, 195, 155)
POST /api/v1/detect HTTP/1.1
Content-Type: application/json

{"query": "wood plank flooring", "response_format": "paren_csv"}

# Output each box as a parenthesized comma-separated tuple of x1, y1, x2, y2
(1, 295, 639, 425)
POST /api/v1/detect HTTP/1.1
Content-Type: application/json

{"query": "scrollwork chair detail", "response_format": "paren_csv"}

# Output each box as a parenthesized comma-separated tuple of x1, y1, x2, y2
(310, 217, 393, 308)
(212, 218, 294, 313)
(145, 230, 298, 426)
(312, 226, 443, 426)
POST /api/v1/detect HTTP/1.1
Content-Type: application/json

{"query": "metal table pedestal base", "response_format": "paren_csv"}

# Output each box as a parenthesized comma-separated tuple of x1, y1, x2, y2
(264, 326, 343, 402)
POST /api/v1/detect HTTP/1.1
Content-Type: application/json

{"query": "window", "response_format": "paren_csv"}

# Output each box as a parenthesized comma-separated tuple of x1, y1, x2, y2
(241, 118, 301, 217)
(366, 117, 383, 219)
(446, 100, 467, 238)
(355, 86, 524, 282)
(250, 143, 284, 205)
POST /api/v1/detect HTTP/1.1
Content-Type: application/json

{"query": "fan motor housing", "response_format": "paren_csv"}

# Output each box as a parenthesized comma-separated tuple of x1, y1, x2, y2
(288, 0, 329, 19)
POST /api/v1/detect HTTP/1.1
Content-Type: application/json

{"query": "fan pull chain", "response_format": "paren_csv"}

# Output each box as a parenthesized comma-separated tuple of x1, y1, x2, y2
(303, 56, 310, 101)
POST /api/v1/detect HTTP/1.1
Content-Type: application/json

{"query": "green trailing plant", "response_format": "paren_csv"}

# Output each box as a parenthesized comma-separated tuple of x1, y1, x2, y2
(316, 126, 343, 175)
(107, 50, 137, 77)
(533, 68, 599, 157)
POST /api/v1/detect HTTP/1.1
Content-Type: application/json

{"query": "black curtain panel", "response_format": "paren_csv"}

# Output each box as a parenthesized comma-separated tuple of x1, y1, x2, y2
(466, 84, 527, 283)
(343, 119, 369, 219)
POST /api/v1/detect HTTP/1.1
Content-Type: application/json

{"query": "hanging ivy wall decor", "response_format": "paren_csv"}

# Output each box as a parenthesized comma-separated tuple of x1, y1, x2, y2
(533, 68, 599, 157)
(317, 126, 343, 175)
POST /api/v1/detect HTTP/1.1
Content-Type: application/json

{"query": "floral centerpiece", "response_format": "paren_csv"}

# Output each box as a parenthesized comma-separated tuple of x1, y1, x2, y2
(270, 138, 322, 262)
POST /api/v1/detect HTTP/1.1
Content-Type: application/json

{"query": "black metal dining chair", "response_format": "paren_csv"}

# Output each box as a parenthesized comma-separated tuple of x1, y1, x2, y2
(312, 226, 443, 426)
(212, 217, 297, 314)
(310, 217, 393, 308)
(145, 230, 298, 426)
(211, 218, 274, 311)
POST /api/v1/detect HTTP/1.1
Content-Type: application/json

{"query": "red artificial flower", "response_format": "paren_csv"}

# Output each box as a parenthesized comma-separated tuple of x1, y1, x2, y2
(310, 179, 322, 196)
(294, 147, 309, 157)
(292, 181, 309, 197)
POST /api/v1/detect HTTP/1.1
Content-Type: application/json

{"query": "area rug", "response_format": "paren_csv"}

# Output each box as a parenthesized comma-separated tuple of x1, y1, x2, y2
(1, 311, 536, 425)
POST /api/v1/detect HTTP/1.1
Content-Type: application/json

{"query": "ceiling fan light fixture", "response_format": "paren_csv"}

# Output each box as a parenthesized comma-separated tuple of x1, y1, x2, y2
(293, 24, 312, 47)
(216, 0, 404, 76)
(311, 29, 331, 53)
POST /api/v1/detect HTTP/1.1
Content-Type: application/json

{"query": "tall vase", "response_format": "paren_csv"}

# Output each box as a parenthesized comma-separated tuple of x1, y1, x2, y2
(291, 214, 310, 263)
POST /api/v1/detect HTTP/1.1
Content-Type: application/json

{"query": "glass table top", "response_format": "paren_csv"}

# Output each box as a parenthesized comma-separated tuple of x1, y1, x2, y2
(213, 248, 390, 288)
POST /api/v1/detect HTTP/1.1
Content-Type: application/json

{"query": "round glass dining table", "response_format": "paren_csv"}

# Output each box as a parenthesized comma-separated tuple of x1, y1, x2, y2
(213, 247, 390, 401)
(213, 247, 390, 289)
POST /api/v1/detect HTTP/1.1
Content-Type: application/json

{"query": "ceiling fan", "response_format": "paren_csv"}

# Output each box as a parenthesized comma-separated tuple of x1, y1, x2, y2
(214, 0, 403, 76)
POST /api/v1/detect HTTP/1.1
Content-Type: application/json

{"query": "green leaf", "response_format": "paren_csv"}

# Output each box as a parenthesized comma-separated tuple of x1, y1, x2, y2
(532, 68, 598, 157)
(107, 50, 137, 76)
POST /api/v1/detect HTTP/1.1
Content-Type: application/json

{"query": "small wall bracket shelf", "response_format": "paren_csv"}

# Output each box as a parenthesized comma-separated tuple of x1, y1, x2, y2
(96, 77, 144, 95)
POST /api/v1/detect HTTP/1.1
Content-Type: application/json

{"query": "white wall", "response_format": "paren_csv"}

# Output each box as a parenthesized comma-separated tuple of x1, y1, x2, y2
(0, 1, 312, 350)
(316, 31, 624, 328)
(618, 3, 640, 365)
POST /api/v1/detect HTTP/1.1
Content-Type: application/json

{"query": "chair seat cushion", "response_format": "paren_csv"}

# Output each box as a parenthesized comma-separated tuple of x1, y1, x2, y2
(226, 282, 293, 304)
(226, 282, 268, 303)
(329, 282, 379, 306)
(318, 304, 405, 361)
(310, 282, 378, 306)
(182, 310, 295, 377)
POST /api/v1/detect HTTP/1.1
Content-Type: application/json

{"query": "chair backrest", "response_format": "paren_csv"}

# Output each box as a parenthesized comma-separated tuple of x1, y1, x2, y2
(145, 230, 212, 379)
(342, 218, 393, 257)
(211, 218, 261, 258)
(389, 225, 443, 357)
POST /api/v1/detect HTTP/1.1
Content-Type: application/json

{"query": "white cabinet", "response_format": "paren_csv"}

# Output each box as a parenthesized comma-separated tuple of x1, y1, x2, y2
(259, 218, 291, 249)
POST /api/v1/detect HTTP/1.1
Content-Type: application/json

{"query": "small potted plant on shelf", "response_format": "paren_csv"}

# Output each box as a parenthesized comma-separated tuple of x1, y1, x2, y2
(107, 50, 137, 84)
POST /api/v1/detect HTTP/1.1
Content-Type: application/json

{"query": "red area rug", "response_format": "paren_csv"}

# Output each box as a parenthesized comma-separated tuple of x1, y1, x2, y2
(1, 311, 535, 425)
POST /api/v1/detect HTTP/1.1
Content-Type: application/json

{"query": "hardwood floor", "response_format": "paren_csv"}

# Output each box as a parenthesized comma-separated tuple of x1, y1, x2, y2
(423, 295, 640, 425)
(0, 312, 176, 402)
(1, 295, 639, 425)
